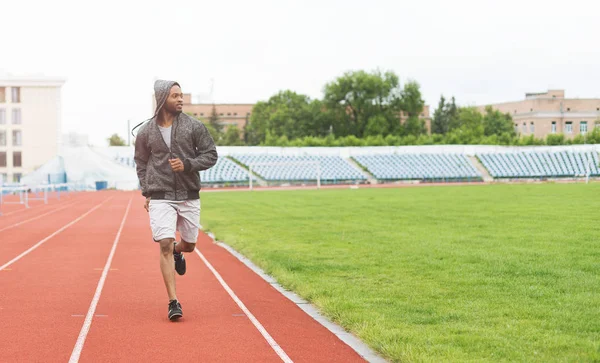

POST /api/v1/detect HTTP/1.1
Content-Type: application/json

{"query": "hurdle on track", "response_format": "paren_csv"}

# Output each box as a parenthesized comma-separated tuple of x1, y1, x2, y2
(0, 183, 77, 216)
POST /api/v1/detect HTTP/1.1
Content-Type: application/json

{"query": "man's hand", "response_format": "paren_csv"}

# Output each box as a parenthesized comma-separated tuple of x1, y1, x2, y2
(169, 158, 185, 172)
(144, 197, 151, 212)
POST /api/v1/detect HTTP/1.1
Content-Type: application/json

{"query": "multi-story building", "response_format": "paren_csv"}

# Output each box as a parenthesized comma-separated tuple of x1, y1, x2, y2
(182, 94, 253, 132)
(477, 90, 600, 139)
(0, 76, 65, 184)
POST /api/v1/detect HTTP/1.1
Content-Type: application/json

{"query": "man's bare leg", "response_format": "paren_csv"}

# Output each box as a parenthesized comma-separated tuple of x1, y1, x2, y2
(159, 238, 177, 301)
(173, 240, 195, 276)
(174, 240, 196, 253)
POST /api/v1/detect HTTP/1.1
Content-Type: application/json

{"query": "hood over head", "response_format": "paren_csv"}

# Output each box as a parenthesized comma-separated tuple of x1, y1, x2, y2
(131, 79, 181, 137)
(153, 79, 180, 116)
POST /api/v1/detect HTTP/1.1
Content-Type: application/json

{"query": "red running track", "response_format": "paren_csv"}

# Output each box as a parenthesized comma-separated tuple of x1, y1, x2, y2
(0, 191, 367, 362)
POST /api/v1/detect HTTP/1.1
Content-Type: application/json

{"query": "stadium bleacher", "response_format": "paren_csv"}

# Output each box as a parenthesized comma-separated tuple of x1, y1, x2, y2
(30, 146, 600, 189)
(200, 157, 253, 184)
(477, 151, 600, 178)
(353, 153, 482, 181)
(232, 155, 366, 182)
(114, 155, 252, 184)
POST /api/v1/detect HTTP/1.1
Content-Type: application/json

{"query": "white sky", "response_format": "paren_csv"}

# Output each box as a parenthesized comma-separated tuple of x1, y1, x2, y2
(2, 0, 599, 146)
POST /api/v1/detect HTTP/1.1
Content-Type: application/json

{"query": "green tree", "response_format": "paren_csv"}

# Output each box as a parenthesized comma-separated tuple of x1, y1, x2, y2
(404, 116, 426, 137)
(364, 115, 390, 136)
(447, 97, 460, 131)
(202, 121, 220, 142)
(246, 91, 329, 145)
(399, 81, 426, 136)
(107, 133, 126, 146)
(431, 95, 449, 135)
(246, 101, 269, 145)
(400, 81, 425, 117)
(446, 107, 484, 144)
(546, 133, 565, 145)
(243, 113, 250, 143)
(483, 106, 515, 136)
(323, 69, 403, 138)
(585, 125, 600, 144)
(208, 104, 223, 134)
(222, 126, 244, 146)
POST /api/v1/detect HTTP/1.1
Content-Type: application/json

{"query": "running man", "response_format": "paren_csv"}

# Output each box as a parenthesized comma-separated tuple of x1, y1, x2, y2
(134, 80, 217, 321)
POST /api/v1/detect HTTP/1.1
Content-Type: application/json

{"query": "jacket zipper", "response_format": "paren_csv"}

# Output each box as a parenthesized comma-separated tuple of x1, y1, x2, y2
(156, 118, 178, 197)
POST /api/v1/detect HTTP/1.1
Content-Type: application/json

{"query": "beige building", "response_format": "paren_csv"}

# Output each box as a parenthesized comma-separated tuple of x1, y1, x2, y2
(478, 90, 600, 139)
(183, 94, 253, 132)
(0, 76, 65, 184)
(150, 93, 252, 132)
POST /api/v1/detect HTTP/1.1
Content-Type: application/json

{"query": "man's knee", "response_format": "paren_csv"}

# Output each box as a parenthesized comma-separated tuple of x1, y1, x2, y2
(180, 240, 196, 252)
(159, 239, 175, 256)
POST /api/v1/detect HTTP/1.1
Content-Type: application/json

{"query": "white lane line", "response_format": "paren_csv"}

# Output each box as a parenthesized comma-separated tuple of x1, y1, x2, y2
(68, 196, 132, 363)
(195, 248, 293, 363)
(0, 201, 79, 234)
(0, 197, 115, 271)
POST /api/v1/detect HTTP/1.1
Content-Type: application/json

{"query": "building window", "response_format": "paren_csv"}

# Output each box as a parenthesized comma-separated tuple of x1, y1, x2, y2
(0, 173, 7, 184)
(0, 152, 6, 167)
(13, 151, 22, 167)
(0, 109, 5, 124)
(234, 113, 237, 116)
(11, 87, 20, 103)
(522, 122, 527, 133)
(567, 108, 571, 111)
(530, 122, 534, 133)
(12, 109, 21, 124)
(0, 131, 5, 146)
(0, 87, 5, 103)
(227, 113, 231, 116)
(200, 113, 204, 116)
(514, 123, 518, 132)
(13, 173, 22, 183)
(551, 121, 557, 134)
(565, 122, 573, 133)
(580, 121, 588, 134)
(12, 130, 22, 146)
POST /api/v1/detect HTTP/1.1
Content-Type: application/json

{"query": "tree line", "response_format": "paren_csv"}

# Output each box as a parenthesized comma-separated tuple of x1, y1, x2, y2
(110, 69, 599, 147)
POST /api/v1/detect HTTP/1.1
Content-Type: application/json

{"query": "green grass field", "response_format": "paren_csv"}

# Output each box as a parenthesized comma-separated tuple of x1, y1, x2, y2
(200, 183, 600, 362)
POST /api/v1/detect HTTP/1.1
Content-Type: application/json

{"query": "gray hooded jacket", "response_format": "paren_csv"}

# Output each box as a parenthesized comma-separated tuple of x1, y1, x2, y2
(134, 80, 218, 200)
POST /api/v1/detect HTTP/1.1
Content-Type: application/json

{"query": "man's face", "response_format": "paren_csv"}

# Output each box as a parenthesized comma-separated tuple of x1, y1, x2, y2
(163, 85, 184, 114)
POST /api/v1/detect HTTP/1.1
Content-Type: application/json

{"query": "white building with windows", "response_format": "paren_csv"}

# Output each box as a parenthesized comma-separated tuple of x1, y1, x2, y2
(0, 75, 65, 184)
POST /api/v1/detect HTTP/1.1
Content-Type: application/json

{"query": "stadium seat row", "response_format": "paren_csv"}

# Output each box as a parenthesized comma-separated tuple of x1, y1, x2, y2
(110, 151, 600, 184)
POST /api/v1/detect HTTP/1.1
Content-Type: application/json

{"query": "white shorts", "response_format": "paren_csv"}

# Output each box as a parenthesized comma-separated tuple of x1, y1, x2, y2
(148, 199, 201, 243)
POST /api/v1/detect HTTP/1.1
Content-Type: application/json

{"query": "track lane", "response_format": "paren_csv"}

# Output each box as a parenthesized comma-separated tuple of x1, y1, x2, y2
(0, 192, 131, 362)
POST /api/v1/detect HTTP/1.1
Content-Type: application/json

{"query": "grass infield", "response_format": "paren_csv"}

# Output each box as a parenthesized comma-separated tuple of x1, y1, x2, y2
(200, 183, 600, 362)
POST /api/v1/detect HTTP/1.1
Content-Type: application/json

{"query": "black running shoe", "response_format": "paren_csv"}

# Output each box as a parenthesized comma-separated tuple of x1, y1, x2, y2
(173, 242, 186, 276)
(168, 300, 183, 321)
